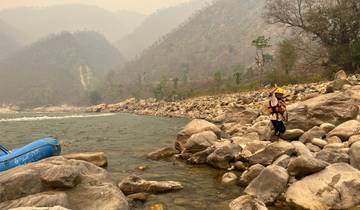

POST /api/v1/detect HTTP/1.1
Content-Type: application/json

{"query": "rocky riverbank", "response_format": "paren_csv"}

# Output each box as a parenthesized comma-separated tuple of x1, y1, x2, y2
(146, 70, 360, 209)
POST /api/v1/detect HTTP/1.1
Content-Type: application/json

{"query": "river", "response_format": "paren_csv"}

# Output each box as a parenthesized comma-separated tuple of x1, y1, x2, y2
(0, 112, 244, 210)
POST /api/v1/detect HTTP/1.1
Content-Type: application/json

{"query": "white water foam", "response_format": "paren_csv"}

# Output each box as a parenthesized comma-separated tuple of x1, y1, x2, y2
(0, 113, 116, 122)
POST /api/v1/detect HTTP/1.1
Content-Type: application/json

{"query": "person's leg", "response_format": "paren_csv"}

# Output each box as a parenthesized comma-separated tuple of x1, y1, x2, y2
(278, 121, 286, 135)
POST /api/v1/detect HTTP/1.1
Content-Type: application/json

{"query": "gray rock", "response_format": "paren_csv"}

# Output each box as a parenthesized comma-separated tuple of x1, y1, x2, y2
(233, 161, 246, 171)
(327, 120, 360, 141)
(272, 154, 291, 168)
(147, 147, 178, 160)
(244, 165, 289, 204)
(349, 134, 360, 146)
(311, 138, 328, 148)
(285, 163, 360, 210)
(206, 143, 242, 169)
(221, 172, 238, 185)
(326, 136, 342, 144)
(187, 146, 215, 164)
(335, 70, 347, 80)
(229, 195, 268, 210)
(292, 141, 313, 157)
(247, 120, 273, 141)
(350, 141, 360, 169)
(238, 164, 265, 187)
(323, 143, 346, 149)
(175, 119, 221, 151)
(286, 92, 359, 131)
(183, 131, 218, 153)
(287, 155, 329, 178)
(248, 141, 295, 166)
(299, 126, 326, 144)
(63, 152, 108, 167)
(320, 123, 336, 133)
(305, 143, 321, 152)
(281, 129, 304, 141)
(0, 156, 128, 210)
(316, 148, 350, 164)
(118, 175, 183, 195)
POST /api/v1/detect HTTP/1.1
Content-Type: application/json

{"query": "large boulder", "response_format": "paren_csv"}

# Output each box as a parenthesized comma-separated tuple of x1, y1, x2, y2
(229, 195, 268, 210)
(287, 155, 329, 178)
(238, 164, 265, 187)
(285, 163, 360, 210)
(316, 148, 350, 164)
(206, 143, 242, 169)
(175, 119, 221, 151)
(118, 175, 183, 195)
(286, 92, 359, 131)
(183, 131, 218, 154)
(292, 141, 313, 157)
(247, 120, 273, 141)
(187, 147, 215, 164)
(248, 141, 295, 166)
(244, 165, 289, 204)
(281, 129, 304, 141)
(214, 106, 259, 124)
(221, 172, 238, 185)
(63, 152, 108, 167)
(299, 126, 326, 143)
(0, 157, 128, 210)
(350, 141, 360, 169)
(147, 147, 178, 160)
(10, 207, 70, 210)
(327, 120, 360, 141)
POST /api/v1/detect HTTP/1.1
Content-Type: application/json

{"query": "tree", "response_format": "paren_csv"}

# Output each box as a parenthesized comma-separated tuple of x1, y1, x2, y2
(214, 70, 222, 83)
(277, 39, 297, 75)
(232, 64, 244, 85)
(172, 77, 179, 89)
(252, 36, 272, 86)
(265, 0, 360, 73)
(89, 90, 102, 105)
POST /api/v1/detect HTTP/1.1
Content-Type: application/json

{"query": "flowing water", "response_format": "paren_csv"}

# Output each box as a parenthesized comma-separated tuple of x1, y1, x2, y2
(0, 112, 245, 210)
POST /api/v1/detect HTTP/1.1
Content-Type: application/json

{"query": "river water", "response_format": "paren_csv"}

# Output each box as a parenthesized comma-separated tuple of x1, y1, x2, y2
(0, 112, 245, 210)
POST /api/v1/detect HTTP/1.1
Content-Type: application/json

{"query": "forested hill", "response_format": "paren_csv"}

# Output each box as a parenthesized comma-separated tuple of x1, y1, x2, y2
(116, 0, 210, 59)
(118, 0, 282, 85)
(0, 31, 124, 107)
(0, 20, 22, 60)
(0, 5, 146, 44)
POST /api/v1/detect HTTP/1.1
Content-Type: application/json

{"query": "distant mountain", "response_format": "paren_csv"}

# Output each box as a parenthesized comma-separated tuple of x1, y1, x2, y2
(116, 0, 210, 59)
(119, 0, 283, 84)
(0, 5, 147, 44)
(0, 19, 22, 60)
(0, 31, 124, 106)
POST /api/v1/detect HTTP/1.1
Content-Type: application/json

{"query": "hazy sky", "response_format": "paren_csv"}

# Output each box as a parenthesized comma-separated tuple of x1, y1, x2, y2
(0, 0, 192, 14)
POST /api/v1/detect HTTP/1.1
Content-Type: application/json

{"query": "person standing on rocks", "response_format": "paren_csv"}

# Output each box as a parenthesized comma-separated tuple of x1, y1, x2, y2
(268, 87, 288, 141)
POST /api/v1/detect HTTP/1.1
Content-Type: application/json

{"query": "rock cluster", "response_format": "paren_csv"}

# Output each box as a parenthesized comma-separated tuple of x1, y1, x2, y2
(0, 156, 129, 210)
(168, 72, 360, 210)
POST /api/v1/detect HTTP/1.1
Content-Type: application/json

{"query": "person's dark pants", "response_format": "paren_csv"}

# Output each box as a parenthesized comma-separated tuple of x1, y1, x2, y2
(271, 120, 286, 136)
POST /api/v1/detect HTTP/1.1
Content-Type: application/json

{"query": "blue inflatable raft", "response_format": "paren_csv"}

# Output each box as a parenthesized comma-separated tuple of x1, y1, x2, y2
(0, 137, 61, 172)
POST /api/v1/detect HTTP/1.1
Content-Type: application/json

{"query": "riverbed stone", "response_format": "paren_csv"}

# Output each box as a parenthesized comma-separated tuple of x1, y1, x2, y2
(305, 143, 321, 152)
(272, 154, 291, 169)
(349, 134, 360, 146)
(9, 207, 70, 210)
(286, 92, 359, 131)
(299, 126, 326, 143)
(229, 195, 268, 210)
(221, 172, 238, 185)
(63, 152, 108, 167)
(118, 175, 183, 195)
(326, 136, 342, 144)
(281, 129, 304, 140)
(0, 156, 128, 210)
(287, 155, 329, 178)
(316, 148, 350, 164)
(244, 165, 289, 204)
(206, 143, 242, 169)
(248, 141, 295, 166)
(183, 131, 218, 153)
(311, 138, 328, 148)
(175, 119, 221, 152)
(320, 123, 336, 133)
(147, 147, 178, 160)
(350, 141, 360, 169)
(285, 163, 360, 210)
(187, 146, 215, 164)
(238, 164, 265, 187)
(327, 120, 360, 141)
(292, 141, 313, 157)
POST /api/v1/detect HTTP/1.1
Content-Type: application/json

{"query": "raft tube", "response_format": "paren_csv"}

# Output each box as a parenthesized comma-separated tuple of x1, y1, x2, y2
(0, 137, 61, 172)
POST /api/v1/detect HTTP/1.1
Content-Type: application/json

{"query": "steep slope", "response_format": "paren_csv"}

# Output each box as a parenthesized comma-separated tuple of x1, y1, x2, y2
(0, 5, 146, 44)
(119, 0, 283, 84)
(0, 31, 124, 106)
(116, 0, 210, 59)
(0, 19, 22, 60)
